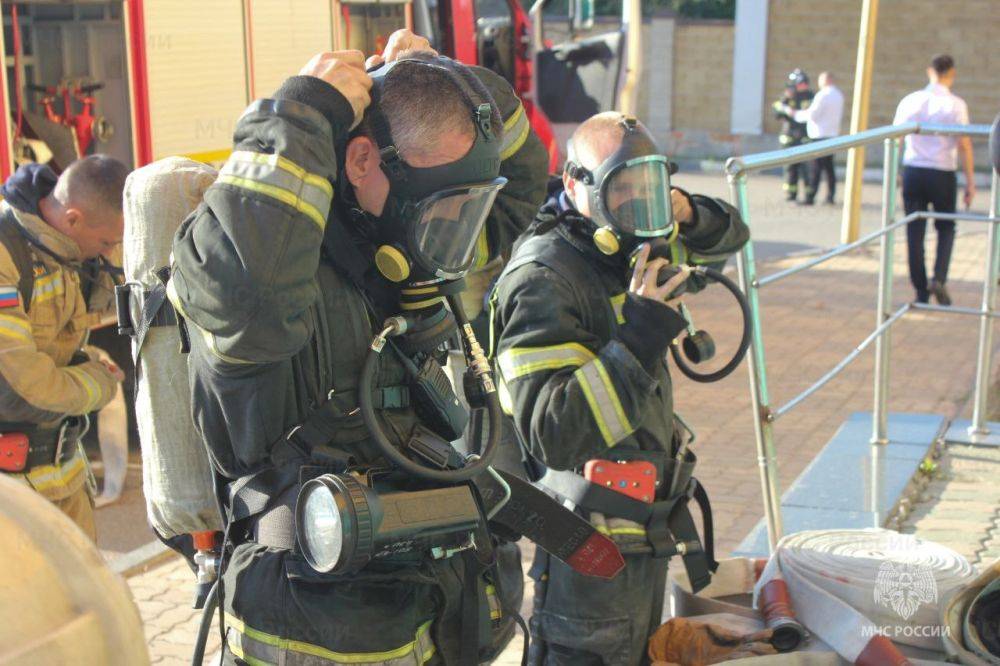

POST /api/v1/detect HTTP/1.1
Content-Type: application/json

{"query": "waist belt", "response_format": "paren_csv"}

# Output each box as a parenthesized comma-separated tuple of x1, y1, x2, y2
(537, 465, 718, 592)
(0, 416, 87, 470)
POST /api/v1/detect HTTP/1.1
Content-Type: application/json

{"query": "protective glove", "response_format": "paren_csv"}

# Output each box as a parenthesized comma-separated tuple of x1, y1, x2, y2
(648, 617, 777, 666)
(615, 293, 687, 368)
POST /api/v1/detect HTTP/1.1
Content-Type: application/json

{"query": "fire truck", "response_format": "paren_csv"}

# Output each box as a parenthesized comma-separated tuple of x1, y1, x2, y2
(0, 0, 637, 177)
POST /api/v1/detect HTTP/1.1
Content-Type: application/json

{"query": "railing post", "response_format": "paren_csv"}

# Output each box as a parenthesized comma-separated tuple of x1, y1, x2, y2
(968, 170, 1000, 437)
(871, 138, 899, 445)
(729, 172, 784, 551)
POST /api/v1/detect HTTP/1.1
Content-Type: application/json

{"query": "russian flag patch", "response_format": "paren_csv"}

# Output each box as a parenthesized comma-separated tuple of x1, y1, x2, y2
(0, 287, 20, 309)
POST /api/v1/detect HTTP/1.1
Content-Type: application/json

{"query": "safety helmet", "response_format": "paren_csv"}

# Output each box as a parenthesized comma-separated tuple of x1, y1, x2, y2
(565, 116, 678, 256)
(0, 475, 149, 664)
(787, 68, 810, 88)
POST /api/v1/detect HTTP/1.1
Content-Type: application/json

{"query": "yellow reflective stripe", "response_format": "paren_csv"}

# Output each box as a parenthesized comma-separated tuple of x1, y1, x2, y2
(500, 104, 530, 161)
(400, 297, 444, 311)
(497, 342, 595, 380)
(33, 272, 64, 304)
(595, 524, 647, 537)
(472, 228, 490, 269)
(485, 584, 502, 621)
(0, 313, 31, 343)
(225, 614, 436, 665)
(574, 359, 633, 446)
(26, 454, 85, 492)
(229, 150, 333, 198)
(610, 293, 626, 325)
(594, 358, 632, 436)
(64, 366, 100, 412)
(217, 174, 328, 231)
(498, 375, 514, 416)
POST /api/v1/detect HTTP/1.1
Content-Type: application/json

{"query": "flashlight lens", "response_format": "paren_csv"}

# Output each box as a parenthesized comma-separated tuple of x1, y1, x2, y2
(301, 484, 344, 572)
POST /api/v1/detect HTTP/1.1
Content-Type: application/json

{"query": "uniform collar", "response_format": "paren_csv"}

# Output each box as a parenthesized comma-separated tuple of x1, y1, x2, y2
(2, 201, 83, 263)
(925, 82, 951, 95)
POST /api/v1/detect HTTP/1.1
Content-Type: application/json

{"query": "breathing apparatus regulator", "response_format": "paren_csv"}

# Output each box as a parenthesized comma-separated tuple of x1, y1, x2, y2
(293, 57, 624, 582)
(566, 117, 751, 383)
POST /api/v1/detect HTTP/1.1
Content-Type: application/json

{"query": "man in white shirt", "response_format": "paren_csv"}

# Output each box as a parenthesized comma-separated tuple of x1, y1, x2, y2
(893, 54, 975, 305)
(788, 72, 844, 205)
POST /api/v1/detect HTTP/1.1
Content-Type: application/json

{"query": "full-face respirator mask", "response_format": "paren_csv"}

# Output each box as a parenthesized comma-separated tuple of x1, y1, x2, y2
(565, 116, 752, 384)
(565, 116, 679, 258)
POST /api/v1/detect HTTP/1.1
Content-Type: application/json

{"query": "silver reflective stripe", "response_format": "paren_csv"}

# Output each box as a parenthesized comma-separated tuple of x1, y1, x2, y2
(497, 343, 595, 380)
(218, 151, 332, 230)
(574, 359, 634, 446)
(226, 617, 436, 666)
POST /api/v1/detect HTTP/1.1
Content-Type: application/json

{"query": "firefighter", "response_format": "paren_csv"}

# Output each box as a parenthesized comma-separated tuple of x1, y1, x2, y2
(490, 112, 748, 665)
(772, 68, 814, 202)
(0, 156, 128, 540)
(168, 29, 548, 664)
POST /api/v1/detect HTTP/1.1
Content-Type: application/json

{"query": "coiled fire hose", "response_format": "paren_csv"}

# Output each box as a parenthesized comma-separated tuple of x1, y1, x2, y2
(755, 529, 975, 663)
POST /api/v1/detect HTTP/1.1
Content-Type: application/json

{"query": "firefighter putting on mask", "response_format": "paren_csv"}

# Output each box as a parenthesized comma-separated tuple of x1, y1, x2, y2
(165, 30, 631, 665)
(490, 111, 749, 665)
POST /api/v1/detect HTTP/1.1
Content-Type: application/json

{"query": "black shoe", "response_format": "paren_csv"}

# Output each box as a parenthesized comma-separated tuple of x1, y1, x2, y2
(914, 289, 929, 304)
(798, 198, 815, 206)
(824, 198, 836, 206)
(929, 280, 952, 306)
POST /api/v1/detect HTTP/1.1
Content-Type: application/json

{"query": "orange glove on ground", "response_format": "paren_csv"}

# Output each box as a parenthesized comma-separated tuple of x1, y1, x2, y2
(648, 617, 778, 666)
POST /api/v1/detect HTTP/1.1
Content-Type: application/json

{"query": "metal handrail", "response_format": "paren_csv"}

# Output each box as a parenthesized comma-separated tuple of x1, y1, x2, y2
(771, 304, 911, 421)
(726, 123, 992, 176)
(758, 212, 1000, 288)
(727, 122, 1000, 552)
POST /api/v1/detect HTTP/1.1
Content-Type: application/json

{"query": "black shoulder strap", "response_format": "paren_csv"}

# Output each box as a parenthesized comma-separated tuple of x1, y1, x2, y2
(0, 211, 35, 312)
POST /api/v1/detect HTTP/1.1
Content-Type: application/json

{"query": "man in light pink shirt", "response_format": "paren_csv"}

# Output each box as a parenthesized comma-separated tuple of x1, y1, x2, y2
(893, 54, 975, 305)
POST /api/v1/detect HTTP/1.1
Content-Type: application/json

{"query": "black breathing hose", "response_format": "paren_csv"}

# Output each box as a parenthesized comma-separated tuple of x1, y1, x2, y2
(358, 298, 501, 482)
(669, 265, 752, 383)
(190, 580, 219, 666)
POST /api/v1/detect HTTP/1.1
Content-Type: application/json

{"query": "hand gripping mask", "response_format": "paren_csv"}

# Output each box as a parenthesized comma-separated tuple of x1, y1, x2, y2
(564, 116, 678, 256)
(362, 56, 507, 284)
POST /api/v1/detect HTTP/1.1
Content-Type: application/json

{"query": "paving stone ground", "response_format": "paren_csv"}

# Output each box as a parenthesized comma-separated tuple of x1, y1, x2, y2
(122, 173, 1000, 664)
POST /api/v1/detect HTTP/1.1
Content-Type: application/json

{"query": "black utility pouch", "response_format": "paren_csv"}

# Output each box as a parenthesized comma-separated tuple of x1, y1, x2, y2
(409, 357, 468, 441)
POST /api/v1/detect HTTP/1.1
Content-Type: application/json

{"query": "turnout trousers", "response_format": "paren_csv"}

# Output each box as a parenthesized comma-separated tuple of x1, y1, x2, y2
(221, 541, 523, 666)
(527, 546, 668, 666)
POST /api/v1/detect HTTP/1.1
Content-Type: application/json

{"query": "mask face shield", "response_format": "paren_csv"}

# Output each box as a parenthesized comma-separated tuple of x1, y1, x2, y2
(599, 155, 674, 238)
(409, 177, 507, 279)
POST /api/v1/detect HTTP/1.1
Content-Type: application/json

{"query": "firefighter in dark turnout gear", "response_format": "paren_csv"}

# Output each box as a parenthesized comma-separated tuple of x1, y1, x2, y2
(491, 113, 748, 665)
(169, 32, 548, 665)
(772, 69, 814, 202)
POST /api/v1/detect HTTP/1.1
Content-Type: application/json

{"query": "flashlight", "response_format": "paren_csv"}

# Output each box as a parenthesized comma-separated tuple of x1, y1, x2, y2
(295, 473, 484, 574)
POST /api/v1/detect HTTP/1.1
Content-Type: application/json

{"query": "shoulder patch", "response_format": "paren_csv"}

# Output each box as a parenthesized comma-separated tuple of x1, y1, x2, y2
(0, 286, 20, 308)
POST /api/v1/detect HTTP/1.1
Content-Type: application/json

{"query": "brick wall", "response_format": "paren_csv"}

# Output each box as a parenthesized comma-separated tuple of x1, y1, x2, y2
(764, 0, 1000, 135)
(672, 20, 735, 134)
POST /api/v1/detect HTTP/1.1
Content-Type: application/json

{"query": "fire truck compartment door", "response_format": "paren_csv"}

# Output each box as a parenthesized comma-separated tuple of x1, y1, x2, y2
(535, 30, 623, 123)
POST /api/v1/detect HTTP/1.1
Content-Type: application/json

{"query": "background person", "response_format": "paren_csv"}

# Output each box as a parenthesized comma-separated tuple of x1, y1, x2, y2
(893, 54, 975, 306)
(773, 68, 814, 202)
(0, 156, 128, 540)
(787, 71, 844, 205)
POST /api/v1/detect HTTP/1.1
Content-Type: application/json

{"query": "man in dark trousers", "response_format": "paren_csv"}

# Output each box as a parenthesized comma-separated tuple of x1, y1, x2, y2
(893, 54, 975, 305)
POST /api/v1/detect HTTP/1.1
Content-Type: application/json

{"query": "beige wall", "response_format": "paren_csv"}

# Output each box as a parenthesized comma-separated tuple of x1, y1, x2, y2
(672, 21, 734, 134)
(764, 0, 1000, 135)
